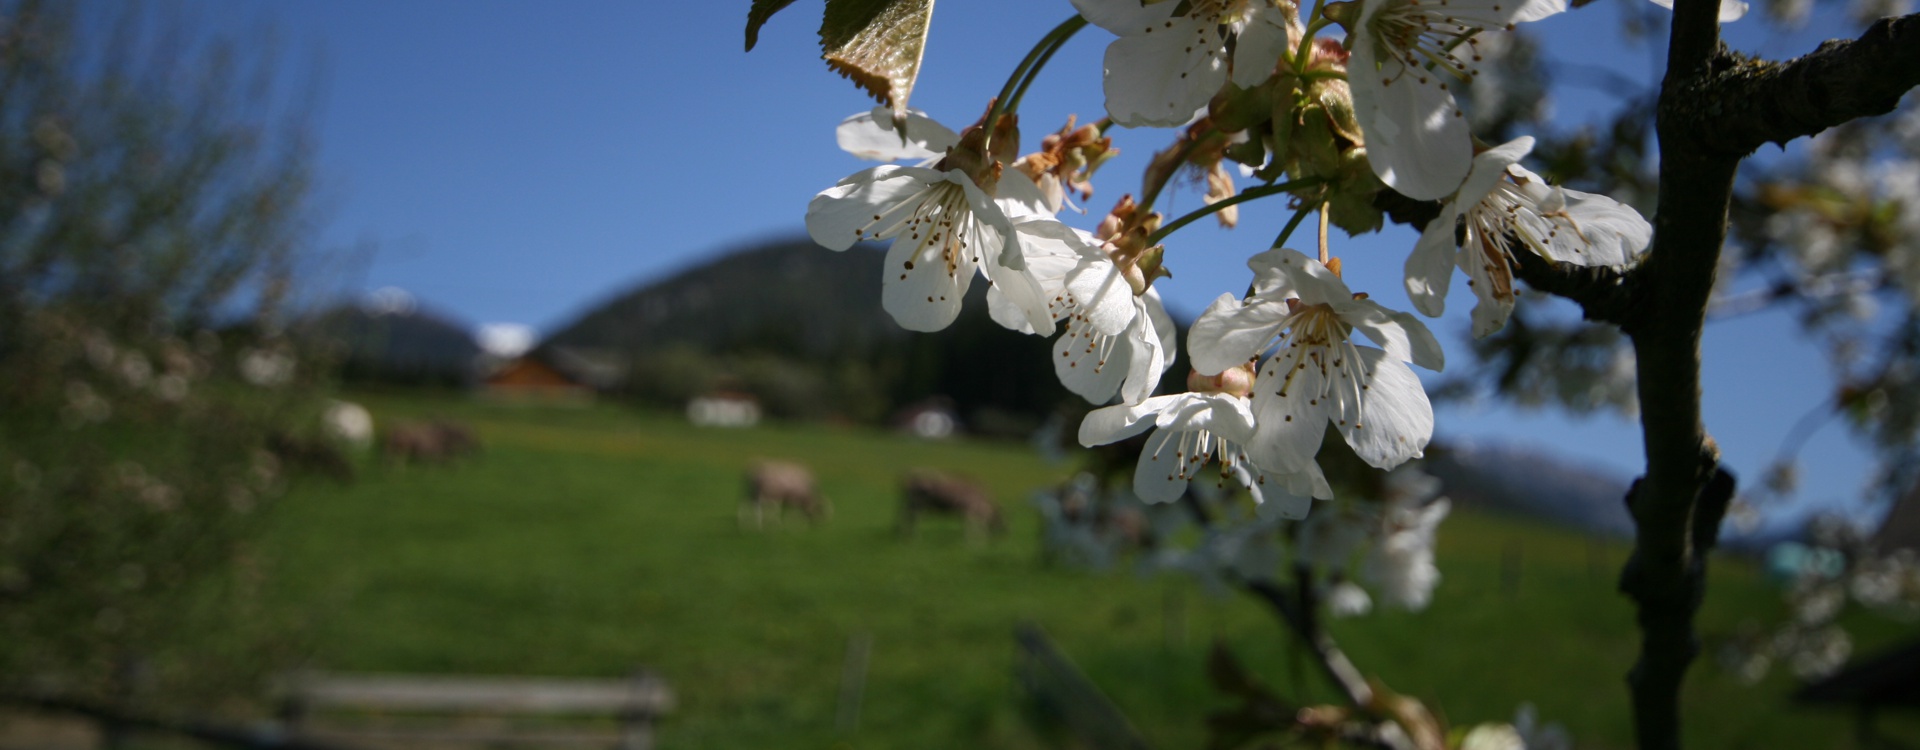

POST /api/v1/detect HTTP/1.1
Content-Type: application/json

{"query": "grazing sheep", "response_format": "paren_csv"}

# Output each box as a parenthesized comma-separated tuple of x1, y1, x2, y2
(741, 460, 829, 529)
(898, 469, 1005, 541)
(379, 419, 480, 466)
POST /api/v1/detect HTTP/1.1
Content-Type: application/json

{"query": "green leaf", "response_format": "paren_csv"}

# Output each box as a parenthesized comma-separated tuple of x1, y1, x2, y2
(819, 0, 934, 121)
(744, 0, 800, 51)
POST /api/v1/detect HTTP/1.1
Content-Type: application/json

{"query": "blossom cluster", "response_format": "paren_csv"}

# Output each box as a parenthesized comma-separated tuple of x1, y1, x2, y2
(804, 0, 1669, 522)
(1031, 463, 1454, 613)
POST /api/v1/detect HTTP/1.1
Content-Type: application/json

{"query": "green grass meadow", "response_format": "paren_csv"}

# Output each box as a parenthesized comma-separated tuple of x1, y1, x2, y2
(259, 393, 1918, 749)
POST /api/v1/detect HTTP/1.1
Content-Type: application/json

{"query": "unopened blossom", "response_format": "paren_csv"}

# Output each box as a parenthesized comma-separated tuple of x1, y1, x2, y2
(992, 218, 1175, 405)
(1079, 365, 1328, 517)
(1072, 0, 1296, 127)
(1013, 116, 1117, 214)
(1403, 136, 1652, 338)
(1362, 495, 1450, 610)
(1189, 249, 1443, 478)
(1340, 0, 1565, 199)
(807, 118, 1056, 335)
(1140, 119, 1244, 227)
(836, 106, 958, 165)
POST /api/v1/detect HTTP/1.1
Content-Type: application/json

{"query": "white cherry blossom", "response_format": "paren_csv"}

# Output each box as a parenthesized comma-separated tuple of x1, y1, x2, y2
(1079, 373, 1329, 517)
(1326, 580, 1374, 618)
(835, 106, 959, 164)
(807, 158, 1055, 335)
(1362, 495, 1450, 610)
(992, 219, 1176, 405)
(1343, 0, 1565, 199)
(1072, 0, 1296, 128)
(1403, 136, 1652, 338)
(1189, 249, 1443, 477)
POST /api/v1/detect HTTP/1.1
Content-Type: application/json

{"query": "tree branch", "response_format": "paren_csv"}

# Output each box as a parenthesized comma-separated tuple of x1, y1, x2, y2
(1688, 14, 1920, 155)
(1507, 250, 1646, 331)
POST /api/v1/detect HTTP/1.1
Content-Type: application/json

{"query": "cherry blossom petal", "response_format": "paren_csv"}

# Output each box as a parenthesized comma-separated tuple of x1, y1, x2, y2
(1525, 181, 1652, 266)
(1135, 428, 1197, 502)
(1143, 289, 1179, 376)
(1404, 205, 1460, 317)
(1334, 346, 1432, 469)
(1101, 19, 1226, 128)
(990, 219, 1087, 334)
(1078, 394, 1180, 447)
(1070, 0, 1180, 35)
(1248, 248, 1352, 306)
(1230, 7, 1293, 88)
(1459, 136, 1534, 206)
(1506, 0, 1572, 23)
(1333, 297, 1446, 371)
(1159, 391, 1257, 436)
(1457, 246, 1516, 339)
(957, 177, 1057, 336)
(1065, 257, 1139, 337)
(1347, 34, 1471, 200)
(1248, 346, 1334, 473)
(1054, 318, 1130, 404)
(1254, 485, 1314, 519)
(880, 207, 979, 332)
(1189, 293, 1288, 375)
(996, 170, 1055, 220)
(980, 251, 1054, 336)
(804, 165, 944, 251)
(835, 107, 958, 163)
(1118, 296, 1171, 406)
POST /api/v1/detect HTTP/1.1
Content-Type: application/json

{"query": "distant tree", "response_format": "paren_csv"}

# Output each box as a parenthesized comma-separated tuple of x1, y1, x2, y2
(0, 0, 327, 711)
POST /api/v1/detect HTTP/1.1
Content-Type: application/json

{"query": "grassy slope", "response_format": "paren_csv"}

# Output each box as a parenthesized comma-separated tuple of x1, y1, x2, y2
(261, 393, 1918, 749)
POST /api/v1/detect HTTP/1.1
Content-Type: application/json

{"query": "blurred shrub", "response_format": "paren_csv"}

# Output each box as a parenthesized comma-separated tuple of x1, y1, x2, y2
(0, 0, 325, 709)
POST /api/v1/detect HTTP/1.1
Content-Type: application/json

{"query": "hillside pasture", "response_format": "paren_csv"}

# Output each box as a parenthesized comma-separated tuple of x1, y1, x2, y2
(260, 394, 1918, 749)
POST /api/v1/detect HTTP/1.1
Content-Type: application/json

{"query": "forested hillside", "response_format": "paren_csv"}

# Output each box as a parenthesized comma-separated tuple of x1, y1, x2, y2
(543, 238, 1122, 433)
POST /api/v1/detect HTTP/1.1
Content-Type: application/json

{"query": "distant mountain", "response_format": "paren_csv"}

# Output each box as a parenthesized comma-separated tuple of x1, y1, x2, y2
(1424, 440, 1637, 539)
(306, 303, 481, 387)
(546, 238, 903, 361)
(542, 237, 1096, 432)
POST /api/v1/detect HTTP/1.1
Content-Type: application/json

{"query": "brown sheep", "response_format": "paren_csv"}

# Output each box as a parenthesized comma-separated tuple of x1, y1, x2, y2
(741, 460, 830, 529)
(898, 469, 1005, 541)
(379, 419, 480, 466)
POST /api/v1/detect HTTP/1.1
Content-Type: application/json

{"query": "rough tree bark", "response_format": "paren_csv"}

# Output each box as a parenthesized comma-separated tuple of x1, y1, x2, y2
(1378, 6, 1920, 746)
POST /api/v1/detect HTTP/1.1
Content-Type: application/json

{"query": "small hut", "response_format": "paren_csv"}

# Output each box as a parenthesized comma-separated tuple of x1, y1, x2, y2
(484, 355, 590, 402)
(687, 391, 761, 428)
(482, 346, 627, 403)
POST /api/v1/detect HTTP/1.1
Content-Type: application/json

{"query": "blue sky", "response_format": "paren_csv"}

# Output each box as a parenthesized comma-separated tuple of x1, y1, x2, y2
(185, 0, 1894, 531)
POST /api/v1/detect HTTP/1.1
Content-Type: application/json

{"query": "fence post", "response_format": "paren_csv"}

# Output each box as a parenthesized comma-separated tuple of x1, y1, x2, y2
(836, 632, 873, 733)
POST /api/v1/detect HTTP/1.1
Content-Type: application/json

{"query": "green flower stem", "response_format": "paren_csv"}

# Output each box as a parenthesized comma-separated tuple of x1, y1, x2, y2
(1136, 137, 1200, 216)
(1145, 178, 1324, 247)
(987, 15, 1090, 141)
(1271, 202, 1318, 250)
(1292, 0, 1333, 70)
(1007, 16, 1089, 116)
